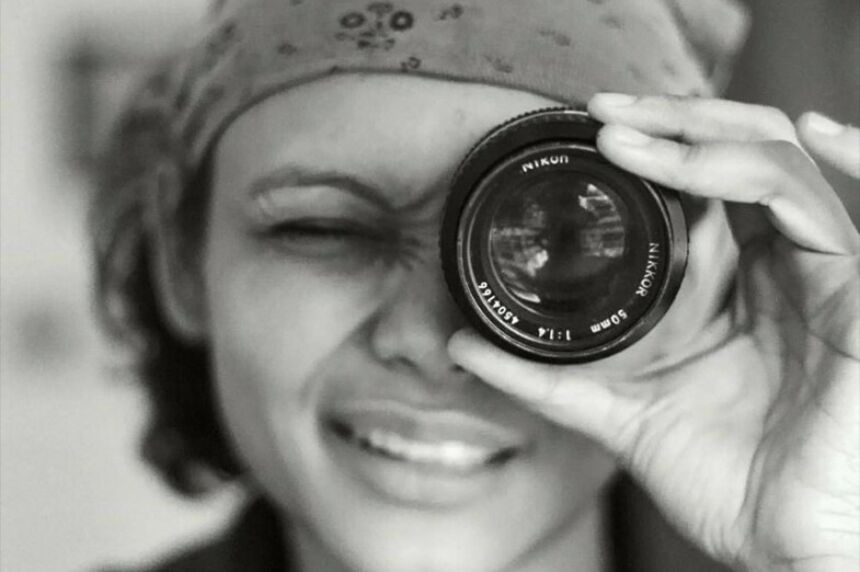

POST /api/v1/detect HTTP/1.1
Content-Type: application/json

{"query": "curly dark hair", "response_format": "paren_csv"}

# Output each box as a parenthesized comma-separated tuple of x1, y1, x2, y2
(90, 70, 242, 496)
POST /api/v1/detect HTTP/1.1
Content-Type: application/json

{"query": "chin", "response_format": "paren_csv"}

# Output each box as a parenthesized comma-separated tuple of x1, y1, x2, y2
(253, 414, 606, 572)
(308, 507, 545, 572)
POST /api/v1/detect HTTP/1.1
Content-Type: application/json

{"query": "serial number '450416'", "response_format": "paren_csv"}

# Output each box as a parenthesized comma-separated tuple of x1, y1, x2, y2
(476, 282, 520, 325)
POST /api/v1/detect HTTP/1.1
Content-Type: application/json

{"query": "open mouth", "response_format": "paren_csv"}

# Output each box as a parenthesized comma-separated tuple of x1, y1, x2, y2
(328, 418, 519, 470)
(322, 400, 525, 473)
(320, 400, 528, 506)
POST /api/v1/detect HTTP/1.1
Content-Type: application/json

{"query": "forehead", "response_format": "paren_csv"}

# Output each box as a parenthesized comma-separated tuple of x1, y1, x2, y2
(212, 74, 560, 207)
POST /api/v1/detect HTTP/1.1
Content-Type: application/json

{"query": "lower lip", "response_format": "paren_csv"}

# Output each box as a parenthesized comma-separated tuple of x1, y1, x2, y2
(322, 423, 519, 509)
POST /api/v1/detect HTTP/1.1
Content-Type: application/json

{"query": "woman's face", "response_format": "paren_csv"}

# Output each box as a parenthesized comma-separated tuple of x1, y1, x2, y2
(203, 75, 620, 572)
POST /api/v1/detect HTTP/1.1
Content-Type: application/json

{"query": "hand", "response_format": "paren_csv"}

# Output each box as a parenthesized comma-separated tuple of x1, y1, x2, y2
(449, 95, 860, 572)
(797, 112, 860, 178)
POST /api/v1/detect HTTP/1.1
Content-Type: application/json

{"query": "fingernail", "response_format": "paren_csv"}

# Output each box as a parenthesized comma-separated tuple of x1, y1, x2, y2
(594, 92, 638, 107)
(805, 112, 844, 136)
(606, 124, 652, 146)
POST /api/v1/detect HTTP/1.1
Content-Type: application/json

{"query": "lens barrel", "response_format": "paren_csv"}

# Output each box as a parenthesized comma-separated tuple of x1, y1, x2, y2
(440, 109, 687, 363)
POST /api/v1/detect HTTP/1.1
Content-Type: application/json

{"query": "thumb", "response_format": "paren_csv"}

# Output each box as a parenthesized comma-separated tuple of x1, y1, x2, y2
(447, 329, 650, 452)
(797, 112, 860, 179)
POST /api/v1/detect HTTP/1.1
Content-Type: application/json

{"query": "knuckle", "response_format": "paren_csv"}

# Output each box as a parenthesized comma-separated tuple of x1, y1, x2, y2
(755, 106, 796, 140)
(633, 94, 669, 115)
(761, 139, 811, 171)
(654, 95, 702, 134)
(679, 141, 703, 166)
(643, 93, 698, 113)
(663, 93, 697, 106)
(666, 94, 708, 118)
(666, 142, 705, 192)
(753, 140, 812, 193)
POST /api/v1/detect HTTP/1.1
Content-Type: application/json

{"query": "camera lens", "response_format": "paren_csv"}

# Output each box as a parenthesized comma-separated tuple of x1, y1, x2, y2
(440, 109, 687, 363)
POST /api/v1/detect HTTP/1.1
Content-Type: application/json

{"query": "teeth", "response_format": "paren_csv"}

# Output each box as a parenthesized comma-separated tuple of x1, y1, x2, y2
(354, 429, 497, 468)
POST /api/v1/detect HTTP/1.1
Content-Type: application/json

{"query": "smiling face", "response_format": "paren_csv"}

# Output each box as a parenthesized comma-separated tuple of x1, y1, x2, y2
(200, 74, 619, 572)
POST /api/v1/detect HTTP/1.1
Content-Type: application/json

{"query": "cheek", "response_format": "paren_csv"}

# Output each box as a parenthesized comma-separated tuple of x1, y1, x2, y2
(208, 264, 349, 400)
(202, 231, 390, 497)
(204, 218, 391, 387)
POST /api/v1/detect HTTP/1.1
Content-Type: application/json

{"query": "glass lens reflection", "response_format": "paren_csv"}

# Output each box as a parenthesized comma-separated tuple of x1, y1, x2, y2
(489, 175, 628, 313)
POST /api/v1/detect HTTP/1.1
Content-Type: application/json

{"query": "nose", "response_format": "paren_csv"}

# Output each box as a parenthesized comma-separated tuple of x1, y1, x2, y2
(368, 261, 469, 383)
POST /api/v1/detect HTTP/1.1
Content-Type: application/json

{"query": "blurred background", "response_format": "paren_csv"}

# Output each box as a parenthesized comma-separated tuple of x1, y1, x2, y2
(0, 1, 857, 571)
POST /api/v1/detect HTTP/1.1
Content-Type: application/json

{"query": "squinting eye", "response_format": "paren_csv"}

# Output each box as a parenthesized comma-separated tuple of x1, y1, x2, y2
(260, 218, 396, 262)
(270, 220, 366, 241)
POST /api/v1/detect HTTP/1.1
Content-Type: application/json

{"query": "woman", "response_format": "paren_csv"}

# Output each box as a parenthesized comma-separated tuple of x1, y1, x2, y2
(92, 0, 859, 570)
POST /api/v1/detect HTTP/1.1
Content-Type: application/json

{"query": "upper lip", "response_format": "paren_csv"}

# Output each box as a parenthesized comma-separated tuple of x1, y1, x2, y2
(323, 399, 526, 453)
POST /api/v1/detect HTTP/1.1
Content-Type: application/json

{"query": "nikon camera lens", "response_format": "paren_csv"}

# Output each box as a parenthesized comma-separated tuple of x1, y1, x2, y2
(440, 109, 688, 363)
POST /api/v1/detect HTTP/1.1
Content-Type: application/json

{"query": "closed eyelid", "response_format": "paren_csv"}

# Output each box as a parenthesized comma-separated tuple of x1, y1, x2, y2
(247, 189, 395, 234)
(246, 164, 394, 212)
(244, 162, 452, 219)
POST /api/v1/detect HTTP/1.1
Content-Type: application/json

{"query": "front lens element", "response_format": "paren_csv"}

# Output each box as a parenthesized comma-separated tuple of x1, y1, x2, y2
(488, 173, 629, 314)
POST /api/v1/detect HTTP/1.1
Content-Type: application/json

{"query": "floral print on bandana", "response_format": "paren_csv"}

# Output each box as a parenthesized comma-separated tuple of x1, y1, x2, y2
(144, 0, 749, 167)
(336, 2, 415, 50)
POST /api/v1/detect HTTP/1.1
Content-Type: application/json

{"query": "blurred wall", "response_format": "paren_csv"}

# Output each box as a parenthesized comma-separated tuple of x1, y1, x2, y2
(0, 2, 238, 572)
(728, 0, 860, 225)
(0, 2, 857, 572)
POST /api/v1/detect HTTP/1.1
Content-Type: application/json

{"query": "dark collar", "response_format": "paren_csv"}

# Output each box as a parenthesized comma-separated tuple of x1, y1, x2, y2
(225, 497, 290, 571)
(148, 497, 290, 572)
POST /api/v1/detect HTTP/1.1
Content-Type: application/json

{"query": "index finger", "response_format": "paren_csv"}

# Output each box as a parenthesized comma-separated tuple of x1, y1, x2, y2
(588, 94, 800, 145)
(596, 126, 859, 254)
(447, 329, 644, 441)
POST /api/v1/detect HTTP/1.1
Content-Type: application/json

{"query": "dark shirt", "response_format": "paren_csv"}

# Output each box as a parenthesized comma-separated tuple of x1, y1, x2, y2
(136, 500, 291, 572)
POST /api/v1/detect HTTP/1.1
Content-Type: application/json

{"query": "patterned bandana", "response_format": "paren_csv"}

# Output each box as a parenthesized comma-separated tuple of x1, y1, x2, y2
(142, 0, 749, 167)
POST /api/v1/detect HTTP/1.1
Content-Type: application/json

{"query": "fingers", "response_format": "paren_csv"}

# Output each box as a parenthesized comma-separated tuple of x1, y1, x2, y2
(447, 329, 649, 448)
(797, 112, 860, 179)
(448, 327, 771, 465)
(595, 123, 859, 255)
(588, 93, 799, 144)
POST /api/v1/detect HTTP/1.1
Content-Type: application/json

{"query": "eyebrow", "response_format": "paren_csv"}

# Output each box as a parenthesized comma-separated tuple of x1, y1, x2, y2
(247, 164, 393, 211)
